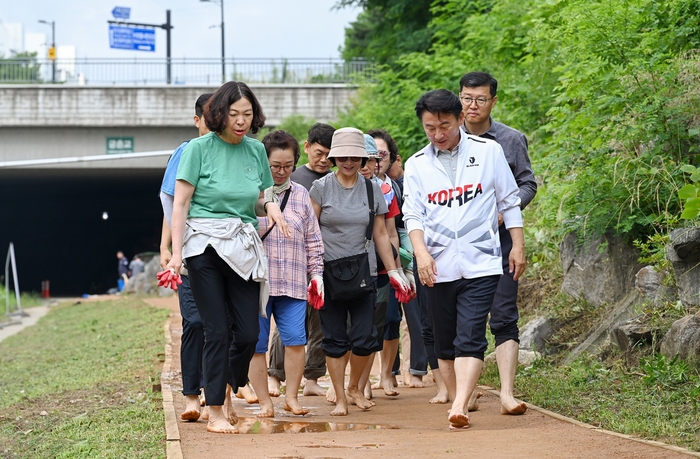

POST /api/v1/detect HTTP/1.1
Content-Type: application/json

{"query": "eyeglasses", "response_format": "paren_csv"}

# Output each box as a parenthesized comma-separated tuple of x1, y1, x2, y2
(460, 96, 493, 107)
(335, 157, 362, 163)
(378, 150, 390, 159)
(270, 165, 294, 172)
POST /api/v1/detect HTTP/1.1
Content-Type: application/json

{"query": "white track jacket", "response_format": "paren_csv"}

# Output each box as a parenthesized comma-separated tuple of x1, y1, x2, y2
(403, 130, 522, 282)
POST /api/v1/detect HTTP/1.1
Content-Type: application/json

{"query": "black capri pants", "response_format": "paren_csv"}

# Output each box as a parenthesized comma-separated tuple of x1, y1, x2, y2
(319, 282, 379, 359)
(426, 275, 500, 361)
(186, 246, 260, 406)
(490, 224, 520, 346)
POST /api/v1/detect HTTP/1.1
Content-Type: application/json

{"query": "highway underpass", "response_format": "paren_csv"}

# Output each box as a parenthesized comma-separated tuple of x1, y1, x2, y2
(1, 168, 164, 296)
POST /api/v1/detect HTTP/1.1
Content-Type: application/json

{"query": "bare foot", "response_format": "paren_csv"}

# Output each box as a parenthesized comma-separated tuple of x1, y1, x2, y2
(349, 395, 376, 407)
(330, 404, 349, 416)
(408, 375, 424, 388)
(467, 391, 483, 411)
(370, 380, 381, 390)
(206, 419, 239, 434)
(448, 411, 470, 430)
(391, 375, 398, 387)
(501, 400, 528, 415)
(235, 384, 258, 404)
(346, 388, 373, 410)
(326, 385, 337, 404)
(364, 383, 373, 400)
(302, 379, 326, 396)
(268, 375, 281, 397)
(429, 390, 449, 404)
(223, 387, 238, 425)
(381, 377, 399, 397)
(180, 394, 201, 421)
(283, 398, 310, 416)
(200, 406, 209, 420)
(255, 405, 275, 418)
(206, 406, 238, 434)
(200, 392, 206, 406)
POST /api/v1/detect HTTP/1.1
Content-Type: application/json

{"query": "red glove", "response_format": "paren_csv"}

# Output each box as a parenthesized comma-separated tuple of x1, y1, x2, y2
(307, 274, 324, 310)
(388, 269, 412, 304)
(156, 269, 183, 291)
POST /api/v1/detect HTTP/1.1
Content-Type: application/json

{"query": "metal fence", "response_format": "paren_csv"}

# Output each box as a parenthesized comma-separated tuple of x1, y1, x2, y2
(0, 57, 375, 85)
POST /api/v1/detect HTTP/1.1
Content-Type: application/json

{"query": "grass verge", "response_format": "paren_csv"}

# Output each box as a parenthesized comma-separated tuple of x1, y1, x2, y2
(0, 298, 169, 458)
(481, 346, 700, 452)
(0, 284, 45, 310)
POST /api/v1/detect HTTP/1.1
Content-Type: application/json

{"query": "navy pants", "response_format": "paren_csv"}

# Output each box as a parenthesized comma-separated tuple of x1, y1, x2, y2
(426, 275, 500, 361)
(178, 275, 204, 396)
(186, 247, 260, 406)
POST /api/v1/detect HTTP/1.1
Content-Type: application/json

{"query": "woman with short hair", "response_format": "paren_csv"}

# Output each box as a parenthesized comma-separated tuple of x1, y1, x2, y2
(166, 81, 289, 434)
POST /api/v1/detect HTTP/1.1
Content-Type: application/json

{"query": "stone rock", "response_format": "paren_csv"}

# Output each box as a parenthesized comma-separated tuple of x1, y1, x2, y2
(560, 232, 642, 307)
(519, 317, 554, 354)
(564, 290, 643, 364)
(609, 315, 662, 352)
(660, 314, 700, 365)
(122, 256, 161, 295)
(484, 349, 539, 367)
(634, 266, 677, 305)
(667, 228, 700, 307)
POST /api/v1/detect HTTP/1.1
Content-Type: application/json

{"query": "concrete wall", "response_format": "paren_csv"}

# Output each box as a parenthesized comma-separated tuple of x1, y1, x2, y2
(0, 84, 356, 127)
(0, 84, 356, 169)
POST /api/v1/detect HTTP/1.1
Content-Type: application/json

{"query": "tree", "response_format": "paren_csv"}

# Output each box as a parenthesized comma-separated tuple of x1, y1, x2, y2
(337, 0, 434, 65)
(0, 52, 42, 83)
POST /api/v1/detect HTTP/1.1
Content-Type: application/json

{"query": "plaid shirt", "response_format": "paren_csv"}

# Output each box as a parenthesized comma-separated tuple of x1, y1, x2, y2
(258, 181, 324, 300)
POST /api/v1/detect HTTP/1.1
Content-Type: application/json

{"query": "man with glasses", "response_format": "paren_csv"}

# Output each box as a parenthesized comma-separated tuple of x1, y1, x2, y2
(459, 71, 537, 415)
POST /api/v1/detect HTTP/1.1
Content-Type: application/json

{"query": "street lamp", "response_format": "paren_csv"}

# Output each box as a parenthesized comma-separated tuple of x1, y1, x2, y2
(38, 19, 56, 83)
(200, 0, 225, 84)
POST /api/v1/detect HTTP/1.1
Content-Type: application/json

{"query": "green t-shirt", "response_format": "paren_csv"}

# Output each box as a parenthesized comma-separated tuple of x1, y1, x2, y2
(176, 132, 273, 227)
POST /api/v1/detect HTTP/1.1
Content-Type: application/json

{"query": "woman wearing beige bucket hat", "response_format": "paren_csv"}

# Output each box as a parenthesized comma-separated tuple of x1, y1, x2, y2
(309, 127, 411, 416)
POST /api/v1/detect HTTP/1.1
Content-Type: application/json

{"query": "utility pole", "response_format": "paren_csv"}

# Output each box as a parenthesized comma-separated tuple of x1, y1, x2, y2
(201, 0, 226, 83)
(38, 20, 56, 83)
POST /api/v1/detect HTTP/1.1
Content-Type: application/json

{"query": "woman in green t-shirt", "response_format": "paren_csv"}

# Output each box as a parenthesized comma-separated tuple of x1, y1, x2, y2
(166, 81, 290, 434)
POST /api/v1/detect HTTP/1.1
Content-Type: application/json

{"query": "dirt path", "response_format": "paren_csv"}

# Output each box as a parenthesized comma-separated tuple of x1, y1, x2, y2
(146, 296, 698, 459)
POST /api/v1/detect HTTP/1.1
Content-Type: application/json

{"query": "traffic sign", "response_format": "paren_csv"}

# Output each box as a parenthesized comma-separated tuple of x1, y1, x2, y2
(112, 7, 131, 20)
(47, 47, 56, 61)
(108, 25, 155, 51)
(106, 137, 134, 155)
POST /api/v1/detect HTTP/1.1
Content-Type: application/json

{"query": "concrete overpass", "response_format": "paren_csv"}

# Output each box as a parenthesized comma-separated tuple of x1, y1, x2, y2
(0, 84, 357, 169)
(0, 83, 357, 296)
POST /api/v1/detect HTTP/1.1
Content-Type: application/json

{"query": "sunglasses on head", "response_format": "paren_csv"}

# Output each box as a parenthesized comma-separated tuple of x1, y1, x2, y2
(335, 157, 362, 163)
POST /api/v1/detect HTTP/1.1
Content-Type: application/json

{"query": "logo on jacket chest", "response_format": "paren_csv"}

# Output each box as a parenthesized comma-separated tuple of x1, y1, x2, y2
(427, 183, 483, 207)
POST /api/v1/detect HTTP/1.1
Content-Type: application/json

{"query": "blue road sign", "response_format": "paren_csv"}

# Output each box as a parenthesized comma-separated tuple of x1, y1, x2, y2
(109, 25, 155, 51)
(112, 7, 131, 20)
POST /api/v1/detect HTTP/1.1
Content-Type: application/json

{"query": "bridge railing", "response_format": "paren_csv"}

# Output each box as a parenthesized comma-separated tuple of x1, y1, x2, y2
(0, 57, 375, 85)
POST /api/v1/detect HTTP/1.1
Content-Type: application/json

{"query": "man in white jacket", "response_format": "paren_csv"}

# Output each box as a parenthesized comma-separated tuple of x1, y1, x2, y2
(403, 89, 526, 430)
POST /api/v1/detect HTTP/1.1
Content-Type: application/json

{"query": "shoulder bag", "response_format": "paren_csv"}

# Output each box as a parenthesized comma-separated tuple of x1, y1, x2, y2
(323, 178, 375, 301)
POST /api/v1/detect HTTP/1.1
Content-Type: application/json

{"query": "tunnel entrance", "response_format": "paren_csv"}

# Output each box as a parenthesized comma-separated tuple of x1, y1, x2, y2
(1, 169, 164, 296)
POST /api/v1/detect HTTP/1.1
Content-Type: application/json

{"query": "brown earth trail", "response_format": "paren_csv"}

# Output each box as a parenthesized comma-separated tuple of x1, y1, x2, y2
(147, 296, 698, 459)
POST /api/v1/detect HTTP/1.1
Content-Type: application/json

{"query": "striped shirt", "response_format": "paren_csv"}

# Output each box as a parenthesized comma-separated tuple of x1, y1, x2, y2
(258, 181, 324, 300)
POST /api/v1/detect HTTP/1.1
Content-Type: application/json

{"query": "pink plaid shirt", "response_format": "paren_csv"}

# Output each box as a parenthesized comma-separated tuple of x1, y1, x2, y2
(258, 182, 324, 300)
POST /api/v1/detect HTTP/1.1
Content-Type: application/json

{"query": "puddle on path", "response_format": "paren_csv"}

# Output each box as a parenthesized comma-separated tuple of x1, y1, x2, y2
(235, 417, 398, 434)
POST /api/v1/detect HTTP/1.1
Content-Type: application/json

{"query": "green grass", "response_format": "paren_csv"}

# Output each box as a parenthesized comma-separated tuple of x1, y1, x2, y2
(0, 298, 169, 458)
(480, 352, 700, 451)
(0, 284, 45, 310)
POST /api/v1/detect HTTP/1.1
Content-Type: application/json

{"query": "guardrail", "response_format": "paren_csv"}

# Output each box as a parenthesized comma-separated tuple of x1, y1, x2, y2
(0, 57, 374, 85)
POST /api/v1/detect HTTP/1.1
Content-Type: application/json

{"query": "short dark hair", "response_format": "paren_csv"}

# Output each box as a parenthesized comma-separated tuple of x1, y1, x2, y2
(459, 71, 498, 97)
(415, 89, 462, 121)
(262, 130, 301, 166)
(195, 93, 214, 117)
(367, 129, 399, 164)
(307, 123, 336, 149)
(204, 81, 266, 134)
